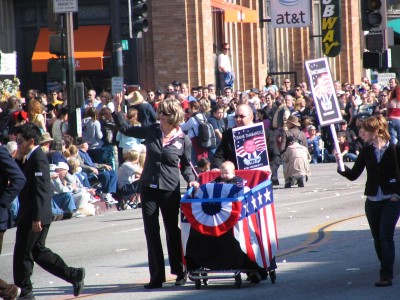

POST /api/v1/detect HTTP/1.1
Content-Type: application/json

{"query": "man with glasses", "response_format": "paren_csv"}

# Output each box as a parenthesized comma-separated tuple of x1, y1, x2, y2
(211, 104, 281, 185)
(293, 84, 304, 100)
(280, 78, 293, 96)
(218, 42, 234, 93)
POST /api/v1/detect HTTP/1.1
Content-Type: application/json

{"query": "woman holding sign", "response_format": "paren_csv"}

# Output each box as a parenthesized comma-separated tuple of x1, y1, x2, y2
(336, 115, 400, 287)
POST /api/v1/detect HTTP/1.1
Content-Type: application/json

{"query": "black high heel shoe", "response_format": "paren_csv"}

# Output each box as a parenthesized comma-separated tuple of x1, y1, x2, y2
(144, 281, 162, 289)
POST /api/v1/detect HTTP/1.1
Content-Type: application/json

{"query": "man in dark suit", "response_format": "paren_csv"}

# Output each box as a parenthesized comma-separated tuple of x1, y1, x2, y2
(13, 123, 85, 299)
(0, 144, 26, 300)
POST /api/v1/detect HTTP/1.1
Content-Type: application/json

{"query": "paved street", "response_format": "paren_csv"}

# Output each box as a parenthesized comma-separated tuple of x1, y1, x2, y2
(1, 162, 400, 299)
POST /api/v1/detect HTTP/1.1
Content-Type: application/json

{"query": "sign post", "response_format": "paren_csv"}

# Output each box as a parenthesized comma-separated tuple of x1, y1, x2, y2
(305, 57, 344, 171)
(53, 0, 79, 138)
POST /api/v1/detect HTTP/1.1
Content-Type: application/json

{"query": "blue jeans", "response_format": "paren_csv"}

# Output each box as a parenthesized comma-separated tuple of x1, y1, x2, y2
(388, 119, 400, 144)
(52, 192, 76, 213)
(365, 198, 400, 279)
(344, 152, 357, 162)
(88, 170, 117, 194)
(308, 139, 321, 163)
(76, 172, 90, 188)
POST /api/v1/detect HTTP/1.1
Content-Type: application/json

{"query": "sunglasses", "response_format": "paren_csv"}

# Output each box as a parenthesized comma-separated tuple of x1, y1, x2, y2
(234, 114, 247, 119)
(284, 81, 290, 83)
(223, 48, 230, 50)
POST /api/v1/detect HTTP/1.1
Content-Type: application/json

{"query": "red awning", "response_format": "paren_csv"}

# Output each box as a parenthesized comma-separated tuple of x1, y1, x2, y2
(32, 25, 111, 72)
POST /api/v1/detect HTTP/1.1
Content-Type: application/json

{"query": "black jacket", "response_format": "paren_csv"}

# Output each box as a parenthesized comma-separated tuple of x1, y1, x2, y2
(0, 146, 25, 230)
(114, 112, 195, 191)
(338, 143, 400, 197)
(16, 146, 53, 226)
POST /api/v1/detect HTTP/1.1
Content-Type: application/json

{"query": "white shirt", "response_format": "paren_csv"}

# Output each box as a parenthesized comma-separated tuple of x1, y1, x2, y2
(218, 53, 232, 73)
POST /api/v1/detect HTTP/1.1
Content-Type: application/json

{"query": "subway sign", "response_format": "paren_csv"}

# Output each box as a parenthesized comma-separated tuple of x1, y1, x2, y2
(321, 0, 342, 57)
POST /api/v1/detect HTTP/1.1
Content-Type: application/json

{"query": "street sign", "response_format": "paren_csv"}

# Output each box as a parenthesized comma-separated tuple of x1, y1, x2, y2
(371, 72, 396, 87)
(112, 76, 124, 96)
(121, 40, 129, 51)
(53, 0, 78, 13)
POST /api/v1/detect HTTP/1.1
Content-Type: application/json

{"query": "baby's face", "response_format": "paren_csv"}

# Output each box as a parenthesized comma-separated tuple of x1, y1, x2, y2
(220, 166, 235, 181)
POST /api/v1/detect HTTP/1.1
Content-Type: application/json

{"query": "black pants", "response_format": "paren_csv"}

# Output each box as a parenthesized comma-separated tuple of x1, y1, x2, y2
(365, 199, 400, 279)
(13, 224, 74, 293)
(141, 186, 185, 284)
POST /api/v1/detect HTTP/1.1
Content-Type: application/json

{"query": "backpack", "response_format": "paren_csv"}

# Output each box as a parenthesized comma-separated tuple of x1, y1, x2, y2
(282, 130, 305, 153)
(192, 114, 217, 148)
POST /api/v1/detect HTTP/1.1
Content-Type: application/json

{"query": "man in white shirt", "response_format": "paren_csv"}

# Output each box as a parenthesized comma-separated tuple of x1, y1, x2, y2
(218, 43, 234, 93)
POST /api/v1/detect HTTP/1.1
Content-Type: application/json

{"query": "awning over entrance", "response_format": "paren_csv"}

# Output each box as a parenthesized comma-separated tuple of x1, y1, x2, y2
(388, 19, 400, 37)
(32, 25, 111, 73)
(211, 0, 258, 23)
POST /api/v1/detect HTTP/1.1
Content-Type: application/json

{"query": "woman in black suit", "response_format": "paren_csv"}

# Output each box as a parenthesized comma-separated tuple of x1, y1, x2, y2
(337, 115, 400, 287)
(113, 95, 199, 289)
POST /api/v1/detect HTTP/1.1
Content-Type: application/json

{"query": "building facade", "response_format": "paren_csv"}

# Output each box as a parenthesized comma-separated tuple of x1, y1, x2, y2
(0, 0, 385, 95)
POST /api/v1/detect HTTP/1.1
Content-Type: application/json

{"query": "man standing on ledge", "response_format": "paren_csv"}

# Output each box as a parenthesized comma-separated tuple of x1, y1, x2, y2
(218, 42, 234, 93)
(13, 123, 85, 299)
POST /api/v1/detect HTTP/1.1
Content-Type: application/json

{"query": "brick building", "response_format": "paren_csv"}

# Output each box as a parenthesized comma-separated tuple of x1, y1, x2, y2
(138, 0, 365, 92)
(0, 0, 378, 95)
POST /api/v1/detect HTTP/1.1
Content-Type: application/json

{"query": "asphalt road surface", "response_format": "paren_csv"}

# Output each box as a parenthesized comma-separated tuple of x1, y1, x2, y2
(1, 162, 400, 299)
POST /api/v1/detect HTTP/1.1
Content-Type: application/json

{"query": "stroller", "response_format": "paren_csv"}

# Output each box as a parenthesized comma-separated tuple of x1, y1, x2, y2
(181, 170, 278, 289)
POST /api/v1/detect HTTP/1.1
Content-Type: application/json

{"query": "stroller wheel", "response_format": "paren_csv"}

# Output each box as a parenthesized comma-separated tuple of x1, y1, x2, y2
(201, 273, 208, 286)
(234, 275, 242, 289)
(269, 270, 276, 283)
(195, 279, 201, 289)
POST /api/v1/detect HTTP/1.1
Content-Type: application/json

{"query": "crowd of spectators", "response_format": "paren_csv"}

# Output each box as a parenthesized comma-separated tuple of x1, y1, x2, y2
(0, 75, 398, 219)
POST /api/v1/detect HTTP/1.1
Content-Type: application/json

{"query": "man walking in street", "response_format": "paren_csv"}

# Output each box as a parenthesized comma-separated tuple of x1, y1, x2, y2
(13, 123, 85, 299)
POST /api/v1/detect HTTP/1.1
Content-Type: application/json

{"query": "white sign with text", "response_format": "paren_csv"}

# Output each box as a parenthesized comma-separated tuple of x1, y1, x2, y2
(53, 0, 78, 13)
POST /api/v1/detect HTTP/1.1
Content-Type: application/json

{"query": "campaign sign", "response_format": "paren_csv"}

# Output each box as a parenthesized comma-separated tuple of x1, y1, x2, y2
(305, 57, 343, 126)
(232, 123, 269, 170)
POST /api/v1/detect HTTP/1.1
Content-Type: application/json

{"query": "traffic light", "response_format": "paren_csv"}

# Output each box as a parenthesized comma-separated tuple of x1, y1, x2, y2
(361, 0, 386, 31)
(49, 33, 66, 56)
(47, 58, 66, 82)
(129, 0, 149, 38)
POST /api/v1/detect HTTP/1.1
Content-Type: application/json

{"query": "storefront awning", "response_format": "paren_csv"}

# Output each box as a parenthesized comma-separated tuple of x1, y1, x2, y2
(211, 0, 258, 23)
(388, 19, 400, 37)
(32, 25, 111, 73)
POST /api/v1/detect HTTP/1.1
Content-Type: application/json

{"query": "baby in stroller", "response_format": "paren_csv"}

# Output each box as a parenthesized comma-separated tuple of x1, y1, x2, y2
(210, 161, 247, 189)
(116, 149, 143, 209)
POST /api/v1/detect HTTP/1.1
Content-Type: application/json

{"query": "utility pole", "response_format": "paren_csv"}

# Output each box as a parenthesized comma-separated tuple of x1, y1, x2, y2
(65, 11, 78, 138)
(111, 0, 123, 77)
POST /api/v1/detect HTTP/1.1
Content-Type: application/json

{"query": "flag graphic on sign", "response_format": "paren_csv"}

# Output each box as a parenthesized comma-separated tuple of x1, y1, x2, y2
(234, 180, 278, 268)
